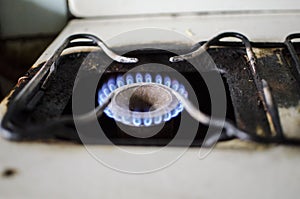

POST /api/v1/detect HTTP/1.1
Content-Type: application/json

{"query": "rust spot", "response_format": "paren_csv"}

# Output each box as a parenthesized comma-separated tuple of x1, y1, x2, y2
(17, 76, 28, 86)
(2, 168, 17, 178)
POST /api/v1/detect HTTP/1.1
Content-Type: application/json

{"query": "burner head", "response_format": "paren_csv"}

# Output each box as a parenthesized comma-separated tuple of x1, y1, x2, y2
(97, 73, 188, 126)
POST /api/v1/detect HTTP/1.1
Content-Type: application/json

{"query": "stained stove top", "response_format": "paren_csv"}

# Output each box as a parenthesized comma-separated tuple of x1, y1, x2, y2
(1, 12, 300, 199)
(1, 28, 300, 147)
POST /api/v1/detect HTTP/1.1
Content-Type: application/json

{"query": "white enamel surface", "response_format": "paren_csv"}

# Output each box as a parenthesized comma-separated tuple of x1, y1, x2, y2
(68, 0, 300, 18)
(34, 13, 300, 67)
(1, 138, 300, 198)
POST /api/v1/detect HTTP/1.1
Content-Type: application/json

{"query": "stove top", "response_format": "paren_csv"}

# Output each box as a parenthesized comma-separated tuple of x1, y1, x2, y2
(1, 31, 299, 147)
(1, 7, 300, 198)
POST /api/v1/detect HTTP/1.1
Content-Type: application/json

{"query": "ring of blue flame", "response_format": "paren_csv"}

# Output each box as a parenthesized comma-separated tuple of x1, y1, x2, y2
(97, 73, 188, 126)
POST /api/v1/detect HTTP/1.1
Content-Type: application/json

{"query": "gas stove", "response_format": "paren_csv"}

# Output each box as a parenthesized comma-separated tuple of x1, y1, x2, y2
(1, 1, 300, 198)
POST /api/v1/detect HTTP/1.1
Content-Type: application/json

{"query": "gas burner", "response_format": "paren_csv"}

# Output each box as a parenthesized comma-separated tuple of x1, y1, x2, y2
(98, 73, 188, 126)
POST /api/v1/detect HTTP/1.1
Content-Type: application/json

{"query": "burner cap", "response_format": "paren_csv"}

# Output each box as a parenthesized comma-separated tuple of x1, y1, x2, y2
(98, 73, 188, 126)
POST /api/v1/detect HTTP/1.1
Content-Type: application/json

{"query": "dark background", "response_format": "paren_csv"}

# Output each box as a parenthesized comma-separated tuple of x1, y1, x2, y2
(0, 0, 69, 99)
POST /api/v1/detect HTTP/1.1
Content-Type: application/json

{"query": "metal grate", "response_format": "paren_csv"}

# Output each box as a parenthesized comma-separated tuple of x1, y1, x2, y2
(1, 32, 300, 146)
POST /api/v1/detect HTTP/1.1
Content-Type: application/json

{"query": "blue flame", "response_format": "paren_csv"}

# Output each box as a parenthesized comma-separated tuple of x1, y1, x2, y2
(145, 73, 152, 83)
(133, 118, 142, 126)
(126, 74, 134, 84)
(135, 73, 143, 83)
(143, 118, 152, 126)
(97, 73, 188, 126)
(155, 74, 162, 84)
(164, 76, 171, 87)
(171, 80, 179, 91)
(154, 116, 163, 125)
(116, 75, 125, 87)
(107, 79, 116, 91)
